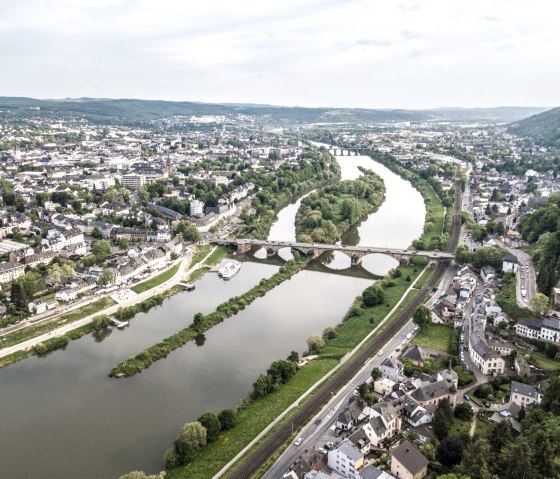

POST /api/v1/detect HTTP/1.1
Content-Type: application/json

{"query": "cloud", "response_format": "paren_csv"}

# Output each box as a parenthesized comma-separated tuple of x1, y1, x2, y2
(0, 0, 558, 108)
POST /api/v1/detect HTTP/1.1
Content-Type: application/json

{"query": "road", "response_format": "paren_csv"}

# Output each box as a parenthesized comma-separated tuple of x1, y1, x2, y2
(264, 321, 417, 479)
(493, 237, 536, 307)
(0, 247, 213, 359)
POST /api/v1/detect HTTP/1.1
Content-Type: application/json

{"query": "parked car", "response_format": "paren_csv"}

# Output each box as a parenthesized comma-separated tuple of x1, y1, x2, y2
(334, 427, 342, 437)
(318, 447, 328, 455)
(325, 441, 335, 450)
(314, 418, 321, 425)
(294, 437, 303, 446)
(464, 394, 470, 401)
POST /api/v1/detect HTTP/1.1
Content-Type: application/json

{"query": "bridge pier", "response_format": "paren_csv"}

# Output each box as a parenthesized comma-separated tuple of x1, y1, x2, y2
(351, 256, 362, 266)
(236, 243, 252, 254)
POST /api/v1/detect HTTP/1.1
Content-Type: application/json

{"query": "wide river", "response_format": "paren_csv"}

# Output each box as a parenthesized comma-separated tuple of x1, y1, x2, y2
(0, 153, 424, 479)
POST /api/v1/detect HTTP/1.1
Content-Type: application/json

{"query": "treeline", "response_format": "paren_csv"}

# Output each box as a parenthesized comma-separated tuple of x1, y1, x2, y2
(32, 336, 69, 356)
(431, 377, 560, 479)
(238, 148, 340, 239)
(518, 193, 560, 295)
(113, 294, 165, 321)
(295, 168, 386, 244)
(109, 258, 308, 377)
(454, 245, 508, 269)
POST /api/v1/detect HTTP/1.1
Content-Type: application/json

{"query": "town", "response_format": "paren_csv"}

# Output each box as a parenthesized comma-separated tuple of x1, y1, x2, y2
(0, 102, 559, 479)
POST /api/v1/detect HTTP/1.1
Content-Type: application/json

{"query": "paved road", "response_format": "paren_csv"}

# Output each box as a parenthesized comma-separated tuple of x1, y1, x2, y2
(493, 237, 536, 307)
(0, 247, 210, 359)
(264, 321, 417, 479)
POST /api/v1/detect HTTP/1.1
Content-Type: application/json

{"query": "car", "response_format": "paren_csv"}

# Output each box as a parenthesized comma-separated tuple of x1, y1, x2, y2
(464, 394, 470, 401)
(378, 351, 383, 356)
(484, 401, 491, 408)
(318, 447, 328, 455)
(314, 418, 322, 425)
(334, 428, 342, 437)
(406, 333, 412, 339)
(294, 437, 303, 446)
(396, 347, 401, 352)
(325, 441, 335, 449)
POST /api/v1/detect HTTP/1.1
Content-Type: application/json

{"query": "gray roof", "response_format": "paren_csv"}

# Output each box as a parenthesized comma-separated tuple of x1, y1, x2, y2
(410, 379, 456, 402)
(517, 317, 543, 330)
(391, 441, 429, 475)
(337, 441, 363, 462)
(503, 254, 519, 264)
(542, 317, 560, 331)
(360, 465, 393, 479)
(510, 381, 537, 398)
(472, 339, 500, 360)
(402, 345, 428, 362)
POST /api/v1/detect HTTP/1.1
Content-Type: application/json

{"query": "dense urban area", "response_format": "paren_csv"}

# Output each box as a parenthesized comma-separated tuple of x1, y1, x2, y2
(0, 99, 559, 479)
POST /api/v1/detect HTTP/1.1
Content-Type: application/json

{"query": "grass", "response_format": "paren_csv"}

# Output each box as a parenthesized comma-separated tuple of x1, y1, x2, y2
(132, 263, 181, 294)
(190, 244, 213, 269)
(496, 273, 534, 321)
(166, 358, 338, 479)
(518, 348, 560, 371)
(449, 416, 472, 436)
(0, 297, 116, 351)
(187, 267, 210, 283)
(412, 323, 454, 353)
(204, 246, 228, 266)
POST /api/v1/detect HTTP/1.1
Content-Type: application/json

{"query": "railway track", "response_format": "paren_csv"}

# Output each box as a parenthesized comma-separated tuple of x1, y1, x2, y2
(228, 176, 462, 479)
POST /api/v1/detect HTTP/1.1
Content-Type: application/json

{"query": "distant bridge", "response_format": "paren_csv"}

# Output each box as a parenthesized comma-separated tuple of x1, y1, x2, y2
(327, 147, 372, 156)
(210, 239, 453, 266)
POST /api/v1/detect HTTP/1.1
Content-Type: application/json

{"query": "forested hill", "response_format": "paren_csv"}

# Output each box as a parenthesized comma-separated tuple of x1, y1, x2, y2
(518, 193, 560, 295)
(509, 107, 560, 147)
(0, 97, 547, 126)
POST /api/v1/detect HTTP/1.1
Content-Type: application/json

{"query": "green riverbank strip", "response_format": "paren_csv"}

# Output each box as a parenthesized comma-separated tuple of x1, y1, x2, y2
(132, 263, 182, 294)
(0, 297, 116, 368)
(109, 257, 308, 378)
(165, 263, 431, 479)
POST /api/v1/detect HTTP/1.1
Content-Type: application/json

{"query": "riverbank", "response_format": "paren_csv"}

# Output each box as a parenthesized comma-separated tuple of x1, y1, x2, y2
(295, 168, 386, 244)
(109, 256, 309, 377)
(0, 246, 222, 369)
(164, 260, 432, 479)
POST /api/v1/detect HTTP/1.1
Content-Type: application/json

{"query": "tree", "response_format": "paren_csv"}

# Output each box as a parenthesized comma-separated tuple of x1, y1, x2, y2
(175, 220, 201, 243)
(116, 238, 129, 250)
(323, 326, 337, 340)
(10, 282, 29, 309)
(176, 421, 206, 461)
(218, 408, 237, 431)
(267, 360, 297, 384)
(98, 269, 115, 286)
(252, 374, 274, 398)
(362, 284, 385, 307)
(307, 335, 325, 354)
(454, 402, 473, 421)
(371, 367, 382, 381)
(47, 268, 62, 286)
(541, 376, 560, 414)
(433, 398, 453, 440)
(460, 436, 493, 479)
(197, 412, 221, 443)
(413, 305, 432, 330)
(91, 226, 102, 239)
(119, 472, 165, 479)
(193, 312, 205, 331)
(530, 293, 551, 316)
(437, 436, 465, 468)
(287, 350, 299, 363)
(92, 239, 112, 262)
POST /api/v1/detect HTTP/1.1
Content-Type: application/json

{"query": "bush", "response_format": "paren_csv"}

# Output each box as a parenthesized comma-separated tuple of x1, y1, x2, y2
(455, 402, 474, 421)
(362, 284, 385, 307)
(32, 336, 69, 356)
(218, 409, 237, 431)
(323, 327, 338, 340)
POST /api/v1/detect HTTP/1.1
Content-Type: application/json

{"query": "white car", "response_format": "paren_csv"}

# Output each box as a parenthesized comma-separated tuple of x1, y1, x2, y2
(294, 437, 303, 446)
(378, 351, 383, 356)
(318, 447, 328, 454)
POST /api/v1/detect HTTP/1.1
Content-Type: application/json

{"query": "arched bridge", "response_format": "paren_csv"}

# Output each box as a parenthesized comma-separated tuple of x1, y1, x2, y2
(210, 239, 453, 266)
(328, 147, 372, 156)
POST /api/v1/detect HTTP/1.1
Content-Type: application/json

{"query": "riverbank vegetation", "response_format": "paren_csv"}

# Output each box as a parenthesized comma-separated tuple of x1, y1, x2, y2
(295, 168, 385, 243)
(109, 257, 308, 377)
(238, 147, 340, 239)
(496, 273, 535, 320)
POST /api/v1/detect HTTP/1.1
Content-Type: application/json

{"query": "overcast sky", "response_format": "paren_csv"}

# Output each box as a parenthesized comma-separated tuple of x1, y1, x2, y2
(1, 0, 558, 108)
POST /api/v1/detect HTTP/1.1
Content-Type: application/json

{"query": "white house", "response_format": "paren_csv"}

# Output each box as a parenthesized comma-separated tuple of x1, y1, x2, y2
(502, 254, 519, 273)
(328, 442, 364, 479)
(510, 381, 543, 408)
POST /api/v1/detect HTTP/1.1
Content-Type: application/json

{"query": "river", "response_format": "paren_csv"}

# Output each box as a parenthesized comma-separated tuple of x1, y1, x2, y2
(0, 153, 425, 479)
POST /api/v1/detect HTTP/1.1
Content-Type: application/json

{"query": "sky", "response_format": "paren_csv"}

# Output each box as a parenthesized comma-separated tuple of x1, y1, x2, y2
(1, 0, 559, 109)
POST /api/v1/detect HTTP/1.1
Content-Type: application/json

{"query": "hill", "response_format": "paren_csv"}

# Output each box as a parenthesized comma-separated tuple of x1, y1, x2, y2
(509, 107, 560, 147)
(0, 96, 548, 127)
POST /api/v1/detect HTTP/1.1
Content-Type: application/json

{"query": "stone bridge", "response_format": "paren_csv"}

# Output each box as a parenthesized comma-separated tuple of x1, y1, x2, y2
(327, 147, 372, 156)
(210, 239, 453, 266)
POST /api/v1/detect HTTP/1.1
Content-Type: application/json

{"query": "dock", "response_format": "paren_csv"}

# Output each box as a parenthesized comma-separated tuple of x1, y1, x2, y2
(178, 282, 196, 291)
(110, 318, 129, 329)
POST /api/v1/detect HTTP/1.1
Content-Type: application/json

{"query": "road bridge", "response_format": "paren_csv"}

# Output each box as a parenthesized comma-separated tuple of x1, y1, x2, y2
(210, 238, 452, 266)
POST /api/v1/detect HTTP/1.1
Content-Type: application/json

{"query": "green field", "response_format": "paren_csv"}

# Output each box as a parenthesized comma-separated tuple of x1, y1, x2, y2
(496, 273, 534, 320)
(166, 358, 338, 479)
(190, 244, 212, 269)
(132, 263, 181, 294)
(412, 323, 454, 353)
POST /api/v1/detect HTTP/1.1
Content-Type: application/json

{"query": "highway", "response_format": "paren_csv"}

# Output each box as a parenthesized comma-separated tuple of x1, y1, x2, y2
(225, 175, 462, 479)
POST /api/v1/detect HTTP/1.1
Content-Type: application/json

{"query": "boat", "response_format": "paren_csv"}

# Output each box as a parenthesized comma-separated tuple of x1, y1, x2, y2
(219, 262, 241, 279)
(185, 283, 195, 291)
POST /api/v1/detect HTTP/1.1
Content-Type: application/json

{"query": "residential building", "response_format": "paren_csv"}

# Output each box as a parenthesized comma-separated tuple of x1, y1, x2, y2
(502, 254, 519, 273)
(510, 381, 542, 408)
(328, 442, 364, 479)
(190, 199, 205, 217)
(515, 317, 560, 343)
(121, 174, 146, 190)
(0, 262, 25, 284)
(390, 441, 428, 479)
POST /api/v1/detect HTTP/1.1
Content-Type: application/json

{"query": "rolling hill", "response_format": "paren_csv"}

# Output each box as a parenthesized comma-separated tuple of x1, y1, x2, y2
(509, 107, 560, 147)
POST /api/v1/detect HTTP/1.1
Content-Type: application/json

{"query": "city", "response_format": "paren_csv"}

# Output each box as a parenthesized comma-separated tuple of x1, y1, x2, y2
(1, 2, 559, 479)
